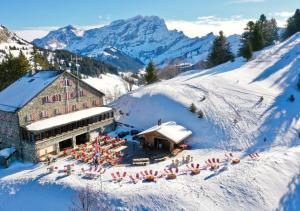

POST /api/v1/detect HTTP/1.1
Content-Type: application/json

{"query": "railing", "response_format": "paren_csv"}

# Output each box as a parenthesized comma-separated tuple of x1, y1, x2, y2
(35, 118, 114, 150)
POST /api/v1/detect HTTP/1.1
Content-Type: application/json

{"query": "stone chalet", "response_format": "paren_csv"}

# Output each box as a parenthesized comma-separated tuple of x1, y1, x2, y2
(0, 70, 115, 162)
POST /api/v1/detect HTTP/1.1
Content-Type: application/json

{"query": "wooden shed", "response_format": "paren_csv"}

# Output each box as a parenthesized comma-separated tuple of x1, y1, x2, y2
(138, 121, 192, 152)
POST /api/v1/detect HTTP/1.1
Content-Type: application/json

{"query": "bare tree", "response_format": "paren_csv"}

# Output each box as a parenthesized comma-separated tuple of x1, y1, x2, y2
(158, 65, 181, 80)
(69, 185, 111, 211)
(123, 76, 135, 92)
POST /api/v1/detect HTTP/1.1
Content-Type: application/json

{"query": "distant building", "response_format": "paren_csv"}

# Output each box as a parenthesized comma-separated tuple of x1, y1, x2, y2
(138, 121, 192, 151)
(0, 70, 115, 162)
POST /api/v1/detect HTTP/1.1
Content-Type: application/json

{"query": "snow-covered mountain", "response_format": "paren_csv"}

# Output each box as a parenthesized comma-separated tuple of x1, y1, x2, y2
(33, 25, 83, 50)
(33, 16, 241, 71)
(0, 25, 34, 62)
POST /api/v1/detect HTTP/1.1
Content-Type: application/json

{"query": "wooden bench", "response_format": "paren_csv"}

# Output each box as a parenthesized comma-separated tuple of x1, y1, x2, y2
(132, 158, 150, 166)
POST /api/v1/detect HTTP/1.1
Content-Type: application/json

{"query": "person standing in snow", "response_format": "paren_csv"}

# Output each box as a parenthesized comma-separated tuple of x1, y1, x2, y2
(93, 152, 100, 168)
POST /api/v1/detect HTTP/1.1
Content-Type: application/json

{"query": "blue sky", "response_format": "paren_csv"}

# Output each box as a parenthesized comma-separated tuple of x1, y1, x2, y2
(1, 0, 299, 40)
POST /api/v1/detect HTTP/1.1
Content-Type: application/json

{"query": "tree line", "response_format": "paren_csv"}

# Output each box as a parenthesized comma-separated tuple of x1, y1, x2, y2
(0, 47, 119, 91)
(207, 9, 300, 66)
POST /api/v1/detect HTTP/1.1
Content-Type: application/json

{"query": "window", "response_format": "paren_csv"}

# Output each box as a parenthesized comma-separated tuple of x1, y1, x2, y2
(72, 104, 77, 111)
(78, 90, 87, 97)
(60, 79, 73, 87)
(92, 100, 100, 106)
(83, 102, 88, 108)
(26, 113, 37, 122)
(65, 106, 72, 113)
(43, 94, 61, 104)
(41, 111, 49, 118)
(65, 92, 77, 100)
(54, 108, 63, 115)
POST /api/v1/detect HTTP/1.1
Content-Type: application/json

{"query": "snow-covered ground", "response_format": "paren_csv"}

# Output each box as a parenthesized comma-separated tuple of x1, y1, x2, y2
(83, 73, 138, 104)
(2, 33, 300, 211)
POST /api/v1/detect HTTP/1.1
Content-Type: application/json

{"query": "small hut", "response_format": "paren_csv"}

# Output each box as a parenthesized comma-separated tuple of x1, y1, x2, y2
(138, 121, 192, 152)
(0, 146, 17, 168)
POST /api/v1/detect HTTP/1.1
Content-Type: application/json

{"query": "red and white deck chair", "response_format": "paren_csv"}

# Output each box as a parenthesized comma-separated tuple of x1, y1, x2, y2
(186, 163, 201, 175)
(205, 158, 221, 171)
(111, 173, 118, 182)
(113, 171, 127, 182)
(249, 152, 260, 161)
(140, 171, 146, 178)
(129, 173, 140, 184)
(97, 167, 106, 175)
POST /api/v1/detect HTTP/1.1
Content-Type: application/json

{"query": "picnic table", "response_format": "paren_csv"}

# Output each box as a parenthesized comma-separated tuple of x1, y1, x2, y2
(133, 158, 150, 166)
(85, 171, 99, 179)
(112, 145, 127, 153)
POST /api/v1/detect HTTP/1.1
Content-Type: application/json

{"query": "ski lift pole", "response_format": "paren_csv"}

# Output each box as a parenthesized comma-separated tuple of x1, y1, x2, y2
(71, 55, 82, 101)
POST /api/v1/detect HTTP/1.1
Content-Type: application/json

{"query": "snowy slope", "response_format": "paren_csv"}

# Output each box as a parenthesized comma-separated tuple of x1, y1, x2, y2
(33, 16, 240, 70)
(113, 32, 300, 151)
(2, 33, 300, 211)
(83, 73, 138, 104)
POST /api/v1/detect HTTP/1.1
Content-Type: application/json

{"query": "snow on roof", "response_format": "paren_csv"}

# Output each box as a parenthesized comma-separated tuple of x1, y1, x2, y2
(0, 71, 61, 112)
(0, 146, 16, 159)
(138, 121, 192, 144)
(26, 106, 112, 132)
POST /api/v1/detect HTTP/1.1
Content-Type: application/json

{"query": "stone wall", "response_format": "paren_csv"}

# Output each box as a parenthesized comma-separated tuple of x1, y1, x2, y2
(18, 72, 104, 127)
(0, 110, 22, 157)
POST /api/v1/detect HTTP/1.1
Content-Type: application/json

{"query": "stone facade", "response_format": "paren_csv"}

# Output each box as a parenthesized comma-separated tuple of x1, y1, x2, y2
(18, 72, 103, 127)
(0, 110, 21, 156)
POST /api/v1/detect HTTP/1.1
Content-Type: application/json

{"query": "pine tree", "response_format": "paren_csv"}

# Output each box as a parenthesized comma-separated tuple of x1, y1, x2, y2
(242, 41, 253, 61)
(144, 61, 159, 84)
(17, 51, 31, 72)
(32, 47, 51, 70)
(283, 9, 300, 40)
(251, 23, 264, 51)
(0, 51, 30, 91)
(239, 22, 254, 60)
(207, 31, 235, 68)
(239, 14, 278, 61)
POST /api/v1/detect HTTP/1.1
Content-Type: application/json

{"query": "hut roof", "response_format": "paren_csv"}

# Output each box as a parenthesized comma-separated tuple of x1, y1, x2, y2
(138, 121, 192, 144)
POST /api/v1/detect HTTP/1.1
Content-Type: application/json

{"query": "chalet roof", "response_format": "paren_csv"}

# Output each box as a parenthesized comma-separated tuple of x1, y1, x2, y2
(26, 106, 112, 132)
(0, 70, 105, 113)
(138, 121, 192, 144)
(0, 71, 61, 112)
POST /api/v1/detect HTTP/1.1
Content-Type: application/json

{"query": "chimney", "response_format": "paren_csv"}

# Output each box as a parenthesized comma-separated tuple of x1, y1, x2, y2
(158, 119, 162, 126)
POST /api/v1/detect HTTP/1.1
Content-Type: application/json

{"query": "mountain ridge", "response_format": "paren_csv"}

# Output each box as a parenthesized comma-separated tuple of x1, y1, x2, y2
(33, 15, 241, 71)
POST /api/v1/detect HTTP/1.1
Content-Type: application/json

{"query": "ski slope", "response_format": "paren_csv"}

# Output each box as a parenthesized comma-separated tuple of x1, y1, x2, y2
(1, 33, 300, 211)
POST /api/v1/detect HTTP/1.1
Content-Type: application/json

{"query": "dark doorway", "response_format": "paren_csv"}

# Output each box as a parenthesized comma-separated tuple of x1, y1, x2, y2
(59, 139, 72, 151)
(154, 138, 170, 151)
(76, 133, 88, 145)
